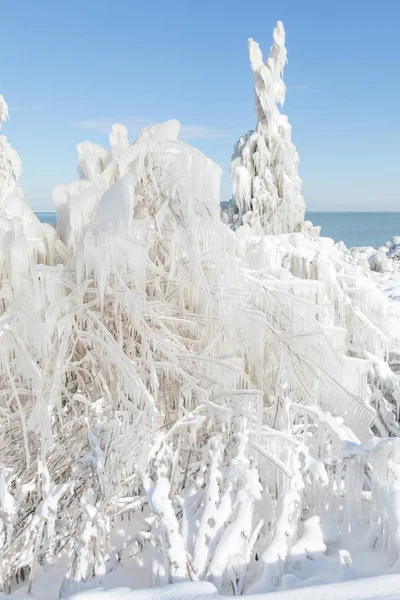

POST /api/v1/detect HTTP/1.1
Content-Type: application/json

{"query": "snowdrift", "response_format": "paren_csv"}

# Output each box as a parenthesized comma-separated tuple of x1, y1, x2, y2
(1, 20, 400, 600)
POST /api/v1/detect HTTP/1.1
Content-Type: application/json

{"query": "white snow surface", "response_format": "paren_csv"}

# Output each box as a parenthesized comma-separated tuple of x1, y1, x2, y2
(4, 577, 400, 600)
(2, 20, 400, 600)
(65, 577, 400, 600)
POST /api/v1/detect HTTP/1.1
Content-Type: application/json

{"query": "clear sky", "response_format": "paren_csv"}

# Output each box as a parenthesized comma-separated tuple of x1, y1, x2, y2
(1, 0, 400, 211)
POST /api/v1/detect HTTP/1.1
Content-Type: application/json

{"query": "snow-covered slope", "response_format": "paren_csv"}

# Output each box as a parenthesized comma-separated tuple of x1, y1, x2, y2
(1, 22, 400, 600)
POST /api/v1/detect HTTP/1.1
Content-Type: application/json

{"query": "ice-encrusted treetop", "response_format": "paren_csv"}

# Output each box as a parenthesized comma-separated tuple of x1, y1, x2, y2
(54, 117, 222, 252)
(249, 20, 287, 122)
(0, 95, 22, 197)
(230, 21, 305, 234)
(0, 93, 42, 248)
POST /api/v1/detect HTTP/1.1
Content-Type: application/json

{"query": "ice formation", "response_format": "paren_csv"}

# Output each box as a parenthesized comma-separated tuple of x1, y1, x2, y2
(230, 22, 305, 234)
(2, 21, 400, 600)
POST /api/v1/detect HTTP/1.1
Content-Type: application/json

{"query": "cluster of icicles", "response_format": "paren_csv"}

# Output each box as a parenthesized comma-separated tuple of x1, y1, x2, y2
(1, 21, 400, 598)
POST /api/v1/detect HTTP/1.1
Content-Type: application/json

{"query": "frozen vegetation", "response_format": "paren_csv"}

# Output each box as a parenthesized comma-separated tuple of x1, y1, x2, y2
(2, 20, 400, 600)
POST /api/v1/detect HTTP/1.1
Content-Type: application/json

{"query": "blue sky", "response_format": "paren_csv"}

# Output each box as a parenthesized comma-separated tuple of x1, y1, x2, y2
(1, 0, 400, 211)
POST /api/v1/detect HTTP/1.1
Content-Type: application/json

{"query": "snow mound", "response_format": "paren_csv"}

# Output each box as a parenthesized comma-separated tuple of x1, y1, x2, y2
(68, 582, 217, 600)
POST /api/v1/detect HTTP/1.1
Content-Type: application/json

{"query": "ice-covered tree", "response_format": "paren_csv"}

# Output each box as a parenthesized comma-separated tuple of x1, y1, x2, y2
(231, 21, 305, 234)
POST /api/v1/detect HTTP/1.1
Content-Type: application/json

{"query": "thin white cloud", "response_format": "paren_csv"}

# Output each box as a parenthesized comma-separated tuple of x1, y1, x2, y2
(288, 84, 313, 93)
(10, 101, 64, 112)
(179, 124, 231, 140)
(70, 118, 231, 140)
(10, 103, 48, 111)
(71, 118, 148, 135)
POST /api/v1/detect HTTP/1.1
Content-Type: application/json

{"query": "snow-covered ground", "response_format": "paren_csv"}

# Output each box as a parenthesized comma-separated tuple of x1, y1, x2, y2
(4, 575, 400, 600)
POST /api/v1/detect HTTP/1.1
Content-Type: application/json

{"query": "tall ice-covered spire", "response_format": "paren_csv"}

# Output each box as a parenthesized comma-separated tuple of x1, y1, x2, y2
(231, 21, 305, 234)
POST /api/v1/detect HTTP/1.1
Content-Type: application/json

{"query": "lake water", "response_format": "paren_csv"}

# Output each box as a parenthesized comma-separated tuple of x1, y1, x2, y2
(34, 211, 400, 249)
(36, 211, 57, 225)
(306, 212, 400, 248)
